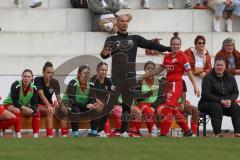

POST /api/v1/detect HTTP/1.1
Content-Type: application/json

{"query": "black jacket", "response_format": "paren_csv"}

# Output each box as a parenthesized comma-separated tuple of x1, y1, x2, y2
(90, 75, 112, 103)
(101, 32, 171, 78)
(199, 69, 239, 105)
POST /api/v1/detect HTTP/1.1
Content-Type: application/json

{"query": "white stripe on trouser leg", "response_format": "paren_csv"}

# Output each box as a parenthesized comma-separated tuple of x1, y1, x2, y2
(172, 82, 176, 92)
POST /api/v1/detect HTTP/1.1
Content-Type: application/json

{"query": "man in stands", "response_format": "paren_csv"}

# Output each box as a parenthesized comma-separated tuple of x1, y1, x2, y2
(215, 38, 240, 75)
(88, 0, 131, 33)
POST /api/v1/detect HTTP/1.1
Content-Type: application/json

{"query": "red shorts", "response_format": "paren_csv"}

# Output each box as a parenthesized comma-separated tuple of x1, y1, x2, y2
(3, 104, 12, 110)
(0, 105, 6, 115)
(37, 104, 54, 108)
(137, 102, 153, 111)
(163, 81, 183, 107)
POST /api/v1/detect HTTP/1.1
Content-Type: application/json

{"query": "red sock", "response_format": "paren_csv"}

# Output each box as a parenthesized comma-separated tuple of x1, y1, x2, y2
(173, 109, 189, 132)
(14, 112, 21, 133)
(61, 128, 68, 136)
(113, 106, 122, 129)
(131, 121, 141, 132)
(115, 117, 121, 129)
(32, 111, 40, 134)
(0, 117, 17, 130)
(104, 118, 111, 133)
(159, 107, 173, 135)
(142, 107, 154, 133)
(46, 128, 53, 136)
(191, 122, 198, 134)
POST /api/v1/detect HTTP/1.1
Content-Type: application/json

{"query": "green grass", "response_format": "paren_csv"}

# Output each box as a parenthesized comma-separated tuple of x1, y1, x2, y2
(1, 137, 240, 160)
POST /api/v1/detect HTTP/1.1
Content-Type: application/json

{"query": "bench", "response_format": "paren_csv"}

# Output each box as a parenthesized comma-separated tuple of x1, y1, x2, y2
(20, 115, 186, 134)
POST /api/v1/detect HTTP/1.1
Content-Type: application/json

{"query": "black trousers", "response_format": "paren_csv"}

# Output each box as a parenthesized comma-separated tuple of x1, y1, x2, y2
(199, 101, 240, 134)
(70, 104, 98, 132)
(96, 76, 135, 133)
(90, 114, 109, 132)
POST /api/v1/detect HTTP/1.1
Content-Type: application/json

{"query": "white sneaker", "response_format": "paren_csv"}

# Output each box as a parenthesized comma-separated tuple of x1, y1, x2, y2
(142, 0, 150, 9)
(30, 1, 42, 8)
(16, 132, 22, 138)
(226, 19, 233, 32)
(98, 131, 108, 138)
(33, 133, 39, 138)
(62, 134, 68, 138)
(120, 132, 129, 138)
(0, 130, 3, 137)
(168, 2, 174, 9)
(13, 132, 22, 138)
(103, 23, 113, 32)
(213, 19, 220, 32)
(119, 0, 128, 9)
(191, 134, 197, 137)
(48, 135, 53, 138)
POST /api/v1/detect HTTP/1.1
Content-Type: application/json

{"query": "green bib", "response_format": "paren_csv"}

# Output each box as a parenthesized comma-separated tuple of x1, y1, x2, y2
(140, 79, 159, 103)
(62, 78, 90, 106)
(3, 80, 34, 106)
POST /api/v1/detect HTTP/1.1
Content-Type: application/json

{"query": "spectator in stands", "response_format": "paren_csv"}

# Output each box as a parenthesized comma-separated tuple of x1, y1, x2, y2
(168, 0, 192, 9)
(3, 69, 40, 138)
(62, 65, 103, 137)
(184, 35, 212, 79)
(88, 0, 132, 33)
(198, 57, 240, 137)
(15, 0, 42, 8)
(209, 0, 240, 32)
(34, 62, 63, 138)
(141, 0, 193, 9)
(215, 38, 240, 75)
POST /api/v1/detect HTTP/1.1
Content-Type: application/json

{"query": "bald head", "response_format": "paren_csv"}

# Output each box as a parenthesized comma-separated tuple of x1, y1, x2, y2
(116, 14, 132, 33)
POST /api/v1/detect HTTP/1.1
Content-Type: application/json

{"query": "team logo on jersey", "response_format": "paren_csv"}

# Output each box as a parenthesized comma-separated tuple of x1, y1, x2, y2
(165, 65, 174, 72)
(49, 88, 54, 94)
(172, 58, 178, 63)
(184, 62, 191, 70)
(105, 85, 109, 91)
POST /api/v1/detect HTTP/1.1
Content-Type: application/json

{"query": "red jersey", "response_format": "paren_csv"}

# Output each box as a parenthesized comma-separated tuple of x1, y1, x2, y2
(162, 51, 191, 82)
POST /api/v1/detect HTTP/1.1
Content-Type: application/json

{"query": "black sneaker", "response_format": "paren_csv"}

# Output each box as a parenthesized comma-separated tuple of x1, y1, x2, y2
(215, 134, 224, 137)
(203, 1, 208, 7)
(184, 130, 193, 137)
(185, 3, 192, 9)
(88, 132, 98, 137)
(235, 133, 240, 138)
(159, 134, 167, 137)
(30, 1, 42, 8)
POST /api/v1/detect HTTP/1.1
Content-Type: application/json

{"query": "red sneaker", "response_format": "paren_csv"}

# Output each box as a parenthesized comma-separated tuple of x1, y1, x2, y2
(128, 128, 142, 137)
(193, 3, 208, 9)
(109, 128, 121, 137)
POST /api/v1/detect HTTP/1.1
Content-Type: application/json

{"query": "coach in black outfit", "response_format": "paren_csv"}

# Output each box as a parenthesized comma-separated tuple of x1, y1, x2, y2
(100, 14, 171, 136)
(198, 57, 240, 137)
